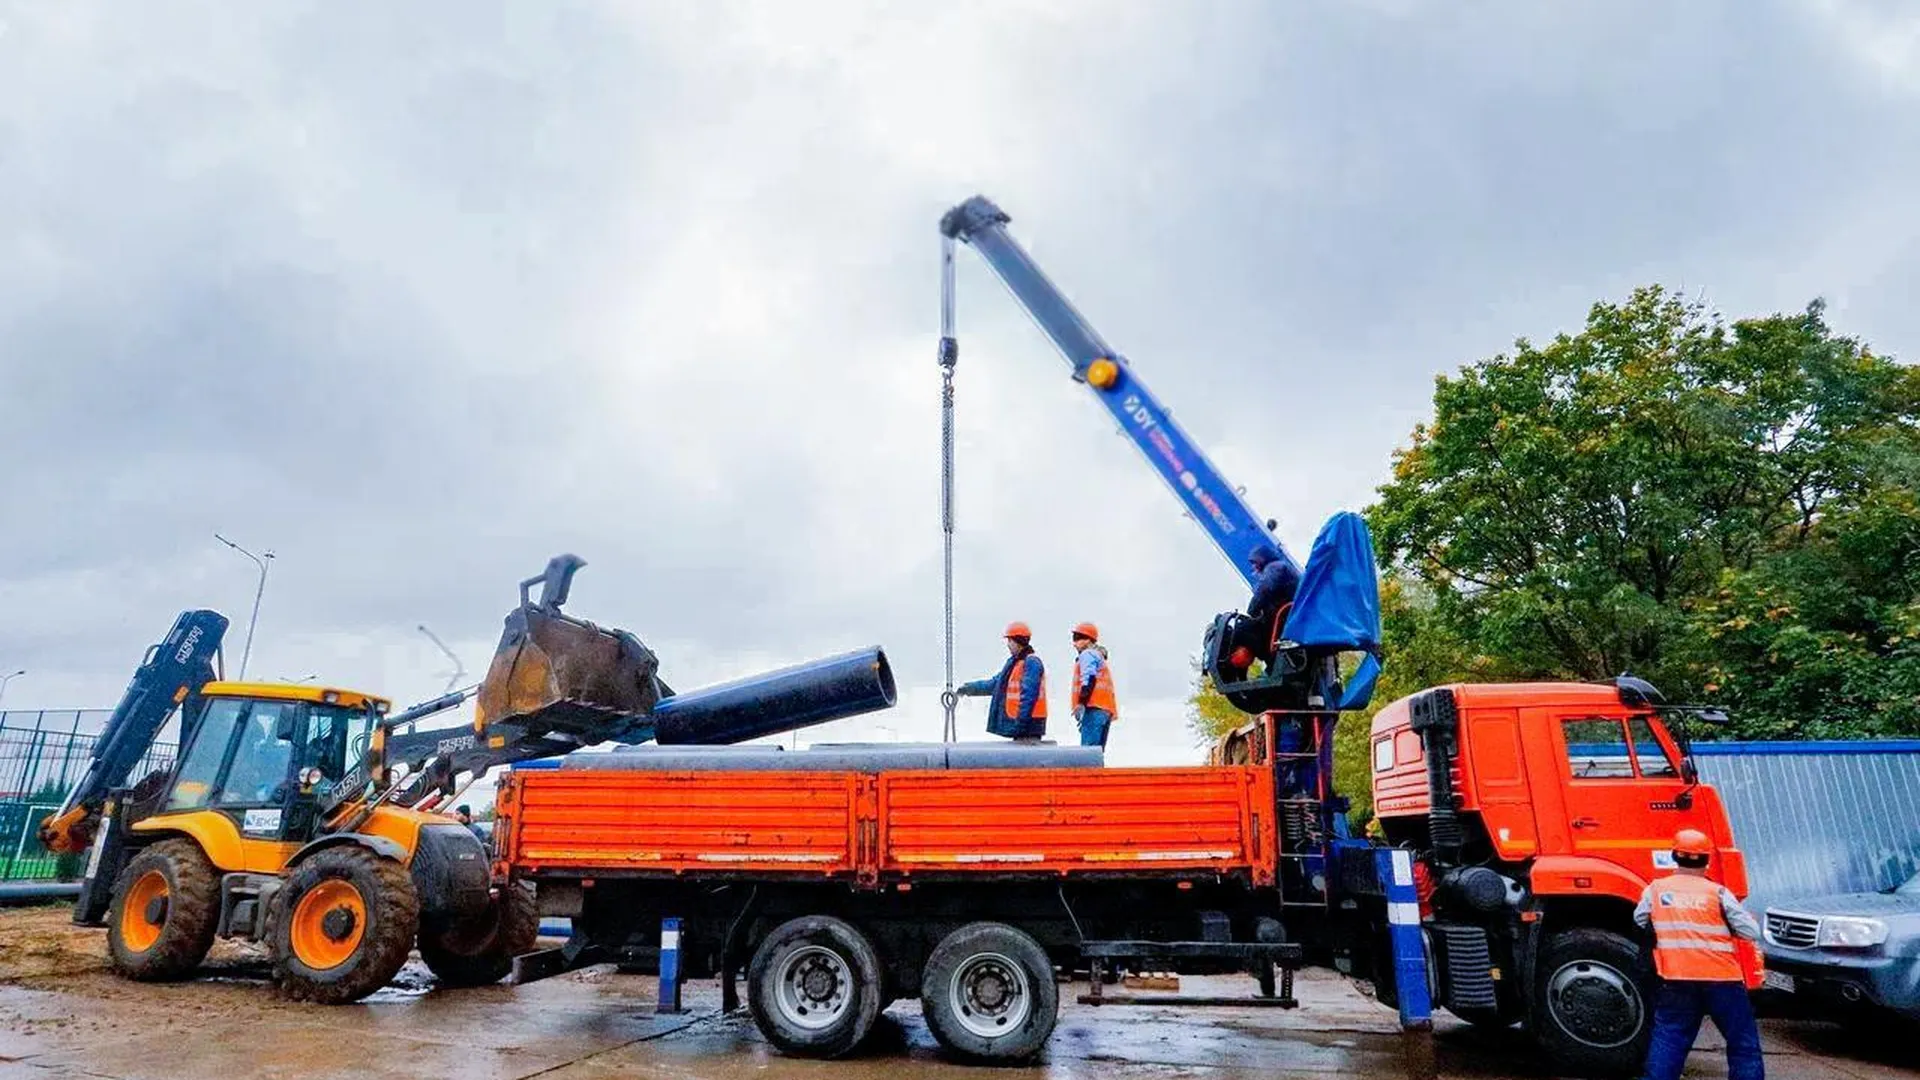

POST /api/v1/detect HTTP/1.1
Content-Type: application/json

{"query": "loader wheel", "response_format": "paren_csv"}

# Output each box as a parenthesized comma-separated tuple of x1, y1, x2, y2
(920, 921, 1058, 1062)
(106, 839, 219, 981)
(747, 915, 884, 1059)
(273, 846, 420, 1004)
(418, 881, 539, 987)
(1531, 928, 1651, 1078)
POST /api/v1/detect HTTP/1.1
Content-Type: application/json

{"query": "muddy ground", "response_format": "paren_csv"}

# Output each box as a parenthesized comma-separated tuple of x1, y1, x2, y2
(2, 903, 1914, 1080)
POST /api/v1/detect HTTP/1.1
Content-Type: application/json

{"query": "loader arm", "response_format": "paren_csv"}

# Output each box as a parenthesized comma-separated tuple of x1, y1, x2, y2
(39, 610, 229, 854)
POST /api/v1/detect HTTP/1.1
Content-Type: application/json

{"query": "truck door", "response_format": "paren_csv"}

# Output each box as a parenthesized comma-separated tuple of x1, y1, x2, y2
(1552, 711, 1691, 880)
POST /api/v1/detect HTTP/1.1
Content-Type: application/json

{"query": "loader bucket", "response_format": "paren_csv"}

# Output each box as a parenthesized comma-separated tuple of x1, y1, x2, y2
(473, 556, 667, 737)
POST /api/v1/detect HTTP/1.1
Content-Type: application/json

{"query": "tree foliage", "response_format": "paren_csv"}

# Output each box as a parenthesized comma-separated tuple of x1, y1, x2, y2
(1188, 285, 1916, 813)
(1371, 286, 1920, 738)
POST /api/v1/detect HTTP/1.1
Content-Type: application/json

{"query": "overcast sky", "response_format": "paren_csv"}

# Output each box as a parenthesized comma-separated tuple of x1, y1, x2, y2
(2, 0, 1916, 772)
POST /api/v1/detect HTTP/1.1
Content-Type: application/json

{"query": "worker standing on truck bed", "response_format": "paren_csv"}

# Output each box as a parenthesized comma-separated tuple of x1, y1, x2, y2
(955, 622, 1047, 742)
(1068, 623, 1117, 748)
(1635, 828, 1765, 1080)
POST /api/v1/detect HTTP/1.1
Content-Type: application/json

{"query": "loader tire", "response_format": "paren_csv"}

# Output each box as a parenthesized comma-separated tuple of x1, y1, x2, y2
(273, 846, 420, 1004)
(106, 839, 219, 982)
(418, 881, 538, 987)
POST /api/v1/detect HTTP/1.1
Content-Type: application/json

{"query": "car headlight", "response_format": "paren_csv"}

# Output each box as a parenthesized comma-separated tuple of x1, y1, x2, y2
(1816, 916, 1889, 949)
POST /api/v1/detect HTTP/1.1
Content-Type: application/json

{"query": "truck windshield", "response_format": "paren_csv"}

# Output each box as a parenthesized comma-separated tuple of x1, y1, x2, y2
(1895, 871, 1919, 896)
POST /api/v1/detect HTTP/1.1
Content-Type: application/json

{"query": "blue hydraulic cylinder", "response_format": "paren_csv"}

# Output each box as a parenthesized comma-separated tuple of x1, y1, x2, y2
(940, 195, 1301, 592)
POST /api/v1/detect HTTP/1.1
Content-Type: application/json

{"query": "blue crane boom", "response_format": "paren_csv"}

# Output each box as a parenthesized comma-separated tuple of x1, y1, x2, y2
(939, 195, 1301, 595)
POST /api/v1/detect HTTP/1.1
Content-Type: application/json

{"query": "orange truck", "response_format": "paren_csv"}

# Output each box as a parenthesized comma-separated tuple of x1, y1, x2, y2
(494, 674, 1758, 1076)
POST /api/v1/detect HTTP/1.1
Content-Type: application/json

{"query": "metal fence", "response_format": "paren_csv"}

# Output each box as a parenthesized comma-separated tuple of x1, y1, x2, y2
(0, 709, 176, 881)
(1695, 740, 1920, 915)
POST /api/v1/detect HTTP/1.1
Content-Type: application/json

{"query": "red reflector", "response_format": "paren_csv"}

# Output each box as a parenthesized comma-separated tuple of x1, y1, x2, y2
(1177, 881, 1193, 891)
(1573, 877, 1592, 888)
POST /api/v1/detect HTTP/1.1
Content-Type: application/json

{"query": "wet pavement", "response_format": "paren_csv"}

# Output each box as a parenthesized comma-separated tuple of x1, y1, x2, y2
(3, 967, 1916, 1080)
(0, 905, 1914, 1080)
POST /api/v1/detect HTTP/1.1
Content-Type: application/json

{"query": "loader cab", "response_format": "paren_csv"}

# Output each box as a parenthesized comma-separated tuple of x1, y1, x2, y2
(159, 683, 389, 844)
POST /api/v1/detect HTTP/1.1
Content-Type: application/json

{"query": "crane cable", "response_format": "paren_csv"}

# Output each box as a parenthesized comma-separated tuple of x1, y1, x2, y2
(938, 234, 960, 743)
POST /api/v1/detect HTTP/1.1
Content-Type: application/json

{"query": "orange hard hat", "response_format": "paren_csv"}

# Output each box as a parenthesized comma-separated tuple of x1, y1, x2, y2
(1673, 828, 1713, 858)
(1003, 621, 1031, 640)
(1072, 622, 1099, 642)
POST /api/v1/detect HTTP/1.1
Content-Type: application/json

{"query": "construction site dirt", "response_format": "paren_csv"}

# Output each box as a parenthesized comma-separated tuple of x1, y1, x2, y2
(2, 906, 1914, 1080)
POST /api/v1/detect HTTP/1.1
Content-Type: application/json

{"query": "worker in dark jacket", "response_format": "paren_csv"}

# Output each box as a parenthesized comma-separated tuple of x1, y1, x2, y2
(1634, 828, 1764, 1080)
(1068, 622, 1118, 748)
(1229, 544, 1299, 668)
(955, 622, 1048, 742)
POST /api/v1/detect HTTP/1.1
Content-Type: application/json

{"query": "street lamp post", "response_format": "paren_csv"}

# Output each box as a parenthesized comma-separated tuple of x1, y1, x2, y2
(0, 669, 23, 710)
(214, 534, 274, 681)
(417, 625, 466, 693)
(416, 624, 467, 735)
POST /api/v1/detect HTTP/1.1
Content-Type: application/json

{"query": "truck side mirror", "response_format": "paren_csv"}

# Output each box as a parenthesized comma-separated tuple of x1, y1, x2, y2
(275, 708, 301, 743)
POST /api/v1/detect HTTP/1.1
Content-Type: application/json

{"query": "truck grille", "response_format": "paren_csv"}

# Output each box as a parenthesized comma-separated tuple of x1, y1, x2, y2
(1765, 912, 1819, 949)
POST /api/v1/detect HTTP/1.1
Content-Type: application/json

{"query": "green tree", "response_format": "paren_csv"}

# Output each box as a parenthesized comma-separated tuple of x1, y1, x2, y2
(1372, 286, 1920, 737)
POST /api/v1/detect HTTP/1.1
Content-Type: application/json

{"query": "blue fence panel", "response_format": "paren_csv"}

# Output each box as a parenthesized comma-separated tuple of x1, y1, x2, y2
(1695, 740, 1920, 913)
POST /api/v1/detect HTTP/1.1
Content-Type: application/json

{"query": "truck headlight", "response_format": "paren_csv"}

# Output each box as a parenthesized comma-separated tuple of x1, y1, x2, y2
(1816, 916, 1888, 949)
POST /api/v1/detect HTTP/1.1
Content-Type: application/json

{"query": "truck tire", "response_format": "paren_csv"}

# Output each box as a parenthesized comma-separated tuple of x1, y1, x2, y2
(418, 881, 538, 987)
(1531, 927, 1651, 1078)
(273, 846, 421, 1004)
(920, 921, 1059, 1062)
(747, 915, 884, 1058)
(106, 839, 219, 981)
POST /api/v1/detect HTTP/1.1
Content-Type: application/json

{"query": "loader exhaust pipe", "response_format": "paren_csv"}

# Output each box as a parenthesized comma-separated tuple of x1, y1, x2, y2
(653, 648, 897, 744)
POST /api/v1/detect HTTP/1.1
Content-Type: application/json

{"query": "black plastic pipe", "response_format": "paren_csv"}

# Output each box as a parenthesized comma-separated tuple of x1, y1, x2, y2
(651, 647, 897, 745)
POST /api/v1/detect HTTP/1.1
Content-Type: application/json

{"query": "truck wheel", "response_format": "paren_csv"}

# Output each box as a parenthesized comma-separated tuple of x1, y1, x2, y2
(920, 921, 1059, 1062)
(106, 839, 219, 981)
(1531, 928, 1650, 1078)
(273, 846, 421, 1004)
(747, 915, 884, 1058)
(418, 881, 539, 987)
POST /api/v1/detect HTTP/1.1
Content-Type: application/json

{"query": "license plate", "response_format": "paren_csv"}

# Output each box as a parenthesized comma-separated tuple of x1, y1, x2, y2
(1762, 971, 1795, 994)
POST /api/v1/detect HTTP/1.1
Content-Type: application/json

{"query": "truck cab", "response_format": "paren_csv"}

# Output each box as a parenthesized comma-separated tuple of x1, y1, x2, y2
(1369, 678, 1754, 1076)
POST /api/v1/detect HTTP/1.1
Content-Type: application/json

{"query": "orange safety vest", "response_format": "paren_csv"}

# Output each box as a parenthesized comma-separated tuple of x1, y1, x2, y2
(1002, 655, 1048, 721)
(1647, 874, 1743, 982)
(1070, 652, 1118, 717)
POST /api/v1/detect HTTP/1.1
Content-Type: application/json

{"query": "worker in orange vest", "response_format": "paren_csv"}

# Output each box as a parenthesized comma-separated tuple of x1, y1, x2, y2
(955, 622, 1047, 742)
(1634, 828, 1764, 1080)
(1068, 623, 1118, 748)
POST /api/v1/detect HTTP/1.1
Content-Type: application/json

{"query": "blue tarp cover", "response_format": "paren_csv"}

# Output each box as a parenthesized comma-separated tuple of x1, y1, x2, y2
(1282, 511, 1383, 654)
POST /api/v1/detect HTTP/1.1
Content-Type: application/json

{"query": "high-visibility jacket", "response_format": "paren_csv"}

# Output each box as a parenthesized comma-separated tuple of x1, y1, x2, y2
(1001, 654, 1048, 727)
(1070, 648, 1118, 717)
(960, 650, 1047, 739)
(1643, 874, 1745, 982)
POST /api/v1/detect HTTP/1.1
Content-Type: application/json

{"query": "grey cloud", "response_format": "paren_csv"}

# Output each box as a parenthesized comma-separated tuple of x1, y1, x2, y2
(1, 1, 1913, 769)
